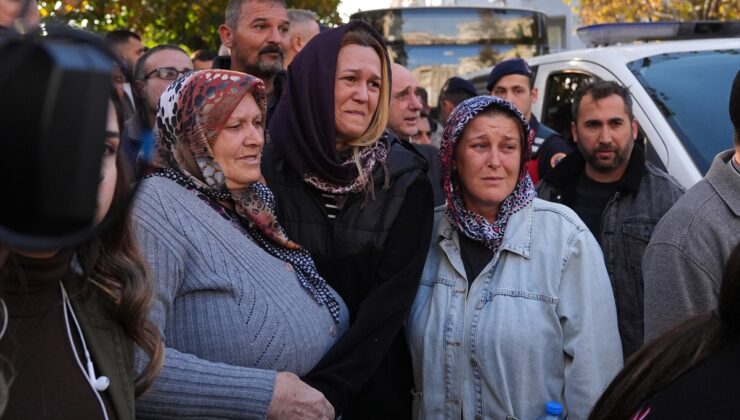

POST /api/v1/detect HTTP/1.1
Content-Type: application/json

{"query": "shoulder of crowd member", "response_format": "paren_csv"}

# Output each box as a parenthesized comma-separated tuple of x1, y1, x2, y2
(538, 149, 584, 190)
(386, 130, 429, 176)
(212, 55, 231, 70)
(643, 161, 686, 196)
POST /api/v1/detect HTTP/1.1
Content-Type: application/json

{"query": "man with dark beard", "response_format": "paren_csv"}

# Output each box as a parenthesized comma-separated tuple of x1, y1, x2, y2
(537, 80, 684, 359)
(217, 0, 289, 125)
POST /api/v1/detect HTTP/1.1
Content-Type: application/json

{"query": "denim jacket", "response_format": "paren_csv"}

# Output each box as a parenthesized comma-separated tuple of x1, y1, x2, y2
(536, 146, 684, 357)
(407, 199, 623, 420)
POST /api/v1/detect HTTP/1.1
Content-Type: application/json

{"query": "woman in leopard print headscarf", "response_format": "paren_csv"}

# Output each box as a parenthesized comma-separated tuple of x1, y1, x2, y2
(132, 69, 347, 419)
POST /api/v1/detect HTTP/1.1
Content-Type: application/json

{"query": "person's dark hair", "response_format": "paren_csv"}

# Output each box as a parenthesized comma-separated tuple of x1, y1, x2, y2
(420, 111, 437, 132)
(415, 86, 429, 106)
(729, 70, 739, 146)
(572, 79, 634, 123)
(440, 89, 476, 108)
(104, 29, 141, 45)
(225, 0, 287, 28)
(589, 240, 740, 420)
(191, 49, 216, 62)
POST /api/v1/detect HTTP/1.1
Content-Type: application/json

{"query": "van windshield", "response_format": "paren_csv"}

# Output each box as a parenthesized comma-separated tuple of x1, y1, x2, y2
(629, 49, 739, 174)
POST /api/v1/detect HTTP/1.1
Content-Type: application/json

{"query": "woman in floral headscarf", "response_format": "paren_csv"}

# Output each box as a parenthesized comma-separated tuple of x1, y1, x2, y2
(406, 96, 623, 419)
(132, 70, 348, 420)
(263, 20, 433, 419)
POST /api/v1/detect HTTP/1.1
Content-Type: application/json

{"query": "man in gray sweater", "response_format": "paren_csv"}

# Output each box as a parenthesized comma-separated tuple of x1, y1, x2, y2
(643, 71, 740, 341)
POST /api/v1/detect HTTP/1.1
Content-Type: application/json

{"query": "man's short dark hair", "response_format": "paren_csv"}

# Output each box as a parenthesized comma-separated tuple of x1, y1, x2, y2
(191, 49, 217, 62)
(730, 70, 740, 145)
(572, 79, 634, 122)
(225, 0, 287, 28)
(133, 44, 188, 82)
(420, 111, 437, 132)
(104, 29, 141, 46)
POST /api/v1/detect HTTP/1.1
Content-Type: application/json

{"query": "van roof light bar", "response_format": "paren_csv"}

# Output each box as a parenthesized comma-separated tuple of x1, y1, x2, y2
(577, 21, 740, 47)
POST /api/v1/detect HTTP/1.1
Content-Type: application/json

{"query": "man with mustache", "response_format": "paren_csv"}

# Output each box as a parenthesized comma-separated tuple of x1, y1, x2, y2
(217, 0, 289, 125)
(537, 80, 684, 359)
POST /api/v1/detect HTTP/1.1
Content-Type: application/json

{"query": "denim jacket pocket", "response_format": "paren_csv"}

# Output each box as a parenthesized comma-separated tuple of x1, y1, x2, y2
(488, 288, 559, 304)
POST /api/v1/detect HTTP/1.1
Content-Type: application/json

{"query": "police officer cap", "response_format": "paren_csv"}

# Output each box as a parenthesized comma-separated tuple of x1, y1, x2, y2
(486, 58, 533, 92)
(442, 76, 477, 97)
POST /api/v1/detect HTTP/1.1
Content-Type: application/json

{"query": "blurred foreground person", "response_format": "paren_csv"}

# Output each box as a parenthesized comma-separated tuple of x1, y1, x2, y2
(265, 20, 433, 419)
(0, 70, 162, 418)
(134, 70, 346, 419)
(591, 241, 740, 420)
(643, 71, 740, 340)
(407, 96, 622, 419)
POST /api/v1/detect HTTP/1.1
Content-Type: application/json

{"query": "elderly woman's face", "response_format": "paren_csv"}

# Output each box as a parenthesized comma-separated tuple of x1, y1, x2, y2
(455, 113, 521, 221)
(212, 92, 264, 190)
(334, 44, 381, 147)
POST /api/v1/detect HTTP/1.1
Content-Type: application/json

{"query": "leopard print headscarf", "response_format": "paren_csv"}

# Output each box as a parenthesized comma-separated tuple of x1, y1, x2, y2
(439, 95, 535, 255)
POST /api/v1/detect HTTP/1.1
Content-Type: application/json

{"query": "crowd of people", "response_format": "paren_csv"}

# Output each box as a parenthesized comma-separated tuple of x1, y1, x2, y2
(1, 0, 740, 418)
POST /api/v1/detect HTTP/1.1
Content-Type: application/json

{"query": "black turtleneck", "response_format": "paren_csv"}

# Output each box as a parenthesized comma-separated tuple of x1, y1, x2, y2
(0, 250, 114, 420)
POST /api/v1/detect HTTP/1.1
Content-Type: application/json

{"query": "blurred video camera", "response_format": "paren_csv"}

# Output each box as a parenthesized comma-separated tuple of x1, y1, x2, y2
(0, 6, 117, 250)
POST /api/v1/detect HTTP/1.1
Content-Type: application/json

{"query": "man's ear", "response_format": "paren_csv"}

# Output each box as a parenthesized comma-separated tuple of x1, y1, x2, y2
(531, 86, 539, 103)
(631, 118, 638, 140)
(442, 99, 454, 113)
(571, 121, 578, 144)
(291, 35, 303, 53)
(218, 24, 233, 49)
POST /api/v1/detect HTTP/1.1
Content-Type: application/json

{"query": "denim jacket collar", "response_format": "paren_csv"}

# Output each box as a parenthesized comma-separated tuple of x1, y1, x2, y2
(436, 203, 534, 278)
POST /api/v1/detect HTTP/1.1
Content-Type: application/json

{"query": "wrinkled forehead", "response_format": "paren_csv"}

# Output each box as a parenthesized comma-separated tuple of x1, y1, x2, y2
(391, 65, 417, 93)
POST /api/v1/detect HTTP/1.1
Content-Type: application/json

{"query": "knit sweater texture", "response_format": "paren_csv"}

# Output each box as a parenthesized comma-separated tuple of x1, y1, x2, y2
(133, 176, 349, 419)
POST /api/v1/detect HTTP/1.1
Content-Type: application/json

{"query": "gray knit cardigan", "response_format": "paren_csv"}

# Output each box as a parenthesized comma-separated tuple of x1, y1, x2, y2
(132, 176, 349, 419)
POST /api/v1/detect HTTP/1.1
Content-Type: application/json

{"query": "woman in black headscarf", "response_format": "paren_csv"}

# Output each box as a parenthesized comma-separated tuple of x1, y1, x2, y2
(264, 20, 434, 419)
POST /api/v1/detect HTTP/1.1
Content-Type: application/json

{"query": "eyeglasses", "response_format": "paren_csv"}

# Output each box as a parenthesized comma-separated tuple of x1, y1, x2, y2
(144, 67, 193, 81)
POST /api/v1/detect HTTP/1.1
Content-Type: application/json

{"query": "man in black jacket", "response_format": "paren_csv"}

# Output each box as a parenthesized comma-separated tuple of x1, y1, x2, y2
(216, 0, 289, 126)
(537, 80, 684, 358)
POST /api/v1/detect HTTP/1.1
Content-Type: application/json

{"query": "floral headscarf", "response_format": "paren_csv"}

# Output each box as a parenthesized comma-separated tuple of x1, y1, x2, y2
(439, 95, 536, 255)
(152, 70, 341, 323)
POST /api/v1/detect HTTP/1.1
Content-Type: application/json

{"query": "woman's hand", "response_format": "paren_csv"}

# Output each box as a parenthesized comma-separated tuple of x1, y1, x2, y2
(267, 372, 335, 420)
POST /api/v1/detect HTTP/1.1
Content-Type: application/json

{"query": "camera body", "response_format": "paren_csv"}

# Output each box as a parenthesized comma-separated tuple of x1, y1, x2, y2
(0, 32, 113, 249)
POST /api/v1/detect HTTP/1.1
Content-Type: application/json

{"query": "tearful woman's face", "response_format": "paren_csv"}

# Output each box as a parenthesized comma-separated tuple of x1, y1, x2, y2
(455, 113, 522, 222)
(334, 44, 381, 147)
(95, 101, 120, 223)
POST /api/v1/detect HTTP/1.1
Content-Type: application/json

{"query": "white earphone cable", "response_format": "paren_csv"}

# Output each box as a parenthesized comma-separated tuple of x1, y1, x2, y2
(60, 282, 110, 420)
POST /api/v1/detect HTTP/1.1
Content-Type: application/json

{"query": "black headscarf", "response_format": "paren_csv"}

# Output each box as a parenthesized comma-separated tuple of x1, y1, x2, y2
(268, 20, 391, 185)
